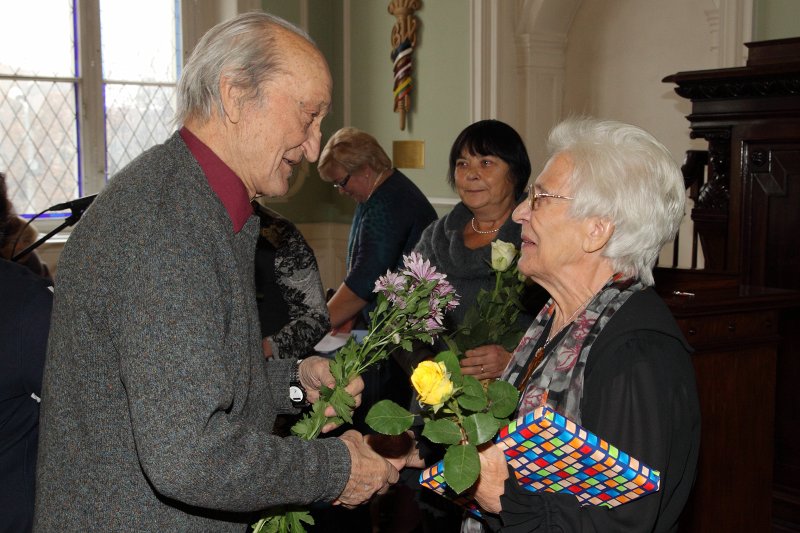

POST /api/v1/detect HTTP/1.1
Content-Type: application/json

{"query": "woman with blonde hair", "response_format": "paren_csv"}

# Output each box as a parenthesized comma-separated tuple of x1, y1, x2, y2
(318, 127, 436, 330)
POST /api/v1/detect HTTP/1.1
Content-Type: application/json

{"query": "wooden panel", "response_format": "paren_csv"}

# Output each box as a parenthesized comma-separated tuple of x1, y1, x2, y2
(664, 41, 800, 529)
(741, 138, 800, 290)
(680, 343, 777, 533)
(677, 310, 778, 348)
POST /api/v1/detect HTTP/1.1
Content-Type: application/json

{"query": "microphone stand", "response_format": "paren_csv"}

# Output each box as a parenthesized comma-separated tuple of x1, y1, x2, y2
(11, 206, 88, 262)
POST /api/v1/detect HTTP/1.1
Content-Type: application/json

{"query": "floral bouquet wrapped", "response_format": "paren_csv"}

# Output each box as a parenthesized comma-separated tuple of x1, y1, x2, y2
(448, 240, 527, 354)
(253, 252, 458, 533)
(366, 351, 520, 494)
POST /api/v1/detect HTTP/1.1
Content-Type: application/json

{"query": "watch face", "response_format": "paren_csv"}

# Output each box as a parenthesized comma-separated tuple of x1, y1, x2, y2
(289, 385, 305, 403)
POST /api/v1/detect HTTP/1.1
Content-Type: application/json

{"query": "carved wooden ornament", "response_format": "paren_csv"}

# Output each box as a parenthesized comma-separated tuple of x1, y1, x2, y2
(388, 0, 420, 130)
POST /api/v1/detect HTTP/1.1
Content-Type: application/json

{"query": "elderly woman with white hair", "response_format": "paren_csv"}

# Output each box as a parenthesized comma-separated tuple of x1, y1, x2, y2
(377, 117, 701, 532)
(467, 117, 701, 531)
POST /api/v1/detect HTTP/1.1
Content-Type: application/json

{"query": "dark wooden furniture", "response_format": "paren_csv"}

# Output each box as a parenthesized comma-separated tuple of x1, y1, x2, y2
(663, 38, 800, 531)
(654, 271, 800, 532)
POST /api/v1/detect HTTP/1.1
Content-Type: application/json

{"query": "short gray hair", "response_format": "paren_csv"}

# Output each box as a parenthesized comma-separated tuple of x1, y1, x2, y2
(549, 117, 686, 286)
(175, 12, 313, 126)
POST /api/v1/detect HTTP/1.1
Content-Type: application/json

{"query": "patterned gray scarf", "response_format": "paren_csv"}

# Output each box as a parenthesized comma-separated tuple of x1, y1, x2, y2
(503, 274, 643, 423)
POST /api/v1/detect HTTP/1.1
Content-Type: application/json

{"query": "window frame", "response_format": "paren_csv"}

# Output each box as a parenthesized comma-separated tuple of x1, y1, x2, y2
(20, 0, 240, 236)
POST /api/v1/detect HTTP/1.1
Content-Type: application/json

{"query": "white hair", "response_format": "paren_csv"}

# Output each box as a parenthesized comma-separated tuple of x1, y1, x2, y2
(548, 117, 686, 286)
(174, 12, 313, 126)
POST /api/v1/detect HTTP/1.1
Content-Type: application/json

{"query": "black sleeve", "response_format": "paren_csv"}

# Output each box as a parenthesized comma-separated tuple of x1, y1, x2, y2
(493, 332, 696, 532)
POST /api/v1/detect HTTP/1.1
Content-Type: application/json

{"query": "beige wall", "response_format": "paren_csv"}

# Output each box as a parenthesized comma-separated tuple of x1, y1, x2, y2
(347, 0, 471, 203)
(562, 0, 718, 165)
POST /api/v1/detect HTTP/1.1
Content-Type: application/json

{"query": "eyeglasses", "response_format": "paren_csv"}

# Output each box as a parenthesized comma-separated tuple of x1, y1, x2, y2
(333, 173, 352, 189)
(527, 183, 574, 211)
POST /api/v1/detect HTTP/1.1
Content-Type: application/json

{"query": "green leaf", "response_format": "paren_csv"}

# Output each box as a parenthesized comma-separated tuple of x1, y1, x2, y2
(401, 339, 413, 352)
(374, 298, 389, 318)
(440, 335, 464, 357)
(488, 380, 520, 419)
(463, 412, 501, 445)
(421, 418, 462, 445)
(443, 444, 480, 494)
(328, 354, 346, 385)
(461, 375, 486, 398)
(290, 402, 328, 440)
(328, 387, 356, 424)
(434, 350, 463, 386)
(457, 393, 488, 413)
(252, 507, 314, 533)
(499, 330, 524, 352)
(365, 399, 414, 435)
(288, 509, 314, 531)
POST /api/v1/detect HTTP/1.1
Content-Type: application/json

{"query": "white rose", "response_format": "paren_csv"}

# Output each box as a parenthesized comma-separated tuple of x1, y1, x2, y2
(491, 240, 517, 272)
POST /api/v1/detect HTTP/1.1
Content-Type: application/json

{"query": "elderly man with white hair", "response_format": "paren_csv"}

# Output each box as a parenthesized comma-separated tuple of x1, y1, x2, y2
(34, 12, 397, 531)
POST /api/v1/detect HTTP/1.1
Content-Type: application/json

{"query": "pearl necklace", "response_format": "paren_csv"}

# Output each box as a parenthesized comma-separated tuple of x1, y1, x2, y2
(471, 217, 501, 234)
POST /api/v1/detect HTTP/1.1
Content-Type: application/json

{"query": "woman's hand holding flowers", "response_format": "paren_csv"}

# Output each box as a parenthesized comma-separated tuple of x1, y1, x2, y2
(459, 344, 512, 380)
(473, 443, 509, 514)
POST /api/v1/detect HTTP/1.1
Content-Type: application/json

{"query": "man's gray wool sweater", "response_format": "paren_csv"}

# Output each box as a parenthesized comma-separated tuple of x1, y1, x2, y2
(34, 132, 350, 531)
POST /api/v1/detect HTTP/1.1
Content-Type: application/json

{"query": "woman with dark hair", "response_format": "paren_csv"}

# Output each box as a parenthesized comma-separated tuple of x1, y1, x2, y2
(413, 120, 547, 380)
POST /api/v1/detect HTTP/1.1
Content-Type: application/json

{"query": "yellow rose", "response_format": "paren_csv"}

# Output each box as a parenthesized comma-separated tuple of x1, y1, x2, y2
(411, 361, 454, 406)
(490, 240, 517, 272)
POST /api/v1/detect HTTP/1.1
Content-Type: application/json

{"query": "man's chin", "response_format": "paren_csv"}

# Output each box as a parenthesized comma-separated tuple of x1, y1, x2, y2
(260, 174, 291, 198)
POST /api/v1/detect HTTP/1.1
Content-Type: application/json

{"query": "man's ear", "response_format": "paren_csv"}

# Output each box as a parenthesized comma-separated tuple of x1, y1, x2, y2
(582, 216, 615, 254)
(219, 74, 243, 124)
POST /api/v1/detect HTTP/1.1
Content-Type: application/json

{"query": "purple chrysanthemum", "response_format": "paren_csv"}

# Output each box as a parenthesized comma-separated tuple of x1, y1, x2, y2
(402, 252, 445, 283)
(375, 270, 406, 295)
(426, 317, 443, 331)
(433, 279, 457, 299)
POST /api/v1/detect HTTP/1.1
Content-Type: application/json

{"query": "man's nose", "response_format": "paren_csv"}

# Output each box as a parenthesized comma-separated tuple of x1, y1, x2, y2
(302, 125, 322, 163)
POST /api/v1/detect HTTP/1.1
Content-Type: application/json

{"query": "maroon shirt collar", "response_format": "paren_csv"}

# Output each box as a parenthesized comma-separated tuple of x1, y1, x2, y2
(180, 127, 252, 233)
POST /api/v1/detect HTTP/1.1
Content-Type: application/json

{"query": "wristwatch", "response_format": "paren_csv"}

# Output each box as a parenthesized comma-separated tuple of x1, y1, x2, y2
(289, 359, 307, 407)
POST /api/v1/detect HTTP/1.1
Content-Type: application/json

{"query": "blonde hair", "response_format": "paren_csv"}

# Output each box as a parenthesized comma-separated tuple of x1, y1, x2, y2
(318, 127, 392, 181)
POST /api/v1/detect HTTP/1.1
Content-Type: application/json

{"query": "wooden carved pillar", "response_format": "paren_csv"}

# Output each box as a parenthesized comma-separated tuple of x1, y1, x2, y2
(688, 127, 731, 271)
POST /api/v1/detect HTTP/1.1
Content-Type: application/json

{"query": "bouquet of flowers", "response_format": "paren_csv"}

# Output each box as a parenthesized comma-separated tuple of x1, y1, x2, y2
(252, 252, 458, 533)
(448, 240, 527, 354)
(366, 350, 519, 494)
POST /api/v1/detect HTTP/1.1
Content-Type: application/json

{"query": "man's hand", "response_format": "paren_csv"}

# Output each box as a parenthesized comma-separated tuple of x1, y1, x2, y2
(472, 443, 508, 514)
(298, 356, 364, 433)
(335, 430, 400, 508)
(364, 431, 425, 471)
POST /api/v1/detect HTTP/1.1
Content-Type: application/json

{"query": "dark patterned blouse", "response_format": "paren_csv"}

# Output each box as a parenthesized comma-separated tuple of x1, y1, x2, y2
(253, 204, 330, 359)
